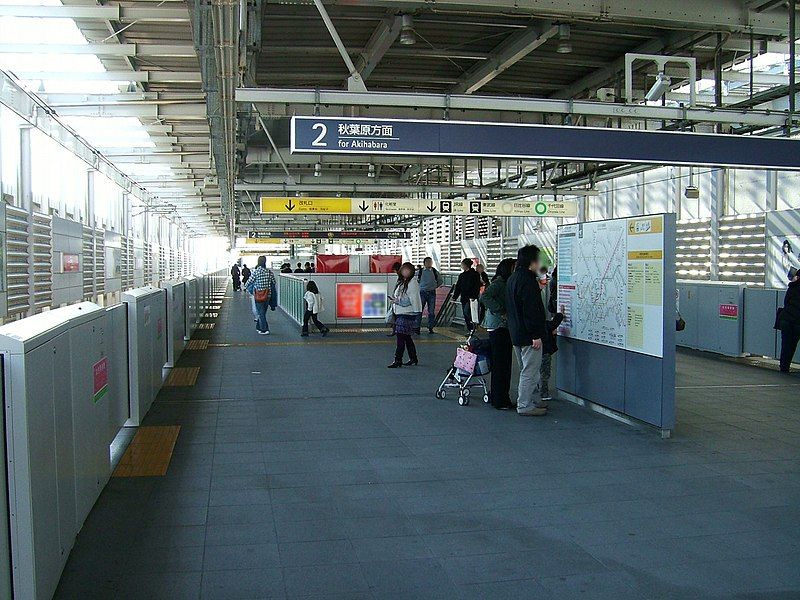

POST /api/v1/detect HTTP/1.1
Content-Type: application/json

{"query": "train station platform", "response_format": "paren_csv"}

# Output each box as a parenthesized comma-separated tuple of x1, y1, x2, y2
(55, 287, 800, 600)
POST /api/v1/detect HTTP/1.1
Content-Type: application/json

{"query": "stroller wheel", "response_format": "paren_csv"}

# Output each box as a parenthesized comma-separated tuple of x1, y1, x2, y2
(438, 390, 447, 400)
(462, 388, 471, 398)
(458, 395, 469, 406)
(483, 394, 490, 403)
(435, 390, 443, 399)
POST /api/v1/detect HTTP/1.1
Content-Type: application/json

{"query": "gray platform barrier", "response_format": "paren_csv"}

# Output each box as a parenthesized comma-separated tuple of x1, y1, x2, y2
(122, 286, 168, 426)
(676, 281, 745, 356)
(161, 280, 187, 367)
(0, 302, 128, 600)
(184, 275, 201, 338)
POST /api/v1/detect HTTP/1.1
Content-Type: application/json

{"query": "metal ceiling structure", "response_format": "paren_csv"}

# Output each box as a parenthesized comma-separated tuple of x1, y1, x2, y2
(1, 0, 798, 241)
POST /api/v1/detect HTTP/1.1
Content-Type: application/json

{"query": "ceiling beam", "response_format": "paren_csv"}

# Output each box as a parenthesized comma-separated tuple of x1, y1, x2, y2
(0, 43, 197, 57)
(237, 87, 792, 127)
(451, 22, 558, 95)
(0, 5, 189, 21)
(236, 182, 599, 195)
(260, 0, 792, 36)
(354, 16, 401, 82)
(14, 71, 202, 83)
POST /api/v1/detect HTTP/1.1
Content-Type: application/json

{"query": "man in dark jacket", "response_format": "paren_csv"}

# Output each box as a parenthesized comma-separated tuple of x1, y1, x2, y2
(506, 245, 548, 416)
(778, 270, 800, 373)
(452, 258, 482, 330)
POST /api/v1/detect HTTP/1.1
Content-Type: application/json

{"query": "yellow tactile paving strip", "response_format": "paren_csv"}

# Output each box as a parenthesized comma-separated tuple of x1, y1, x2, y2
(164, 367, 200, 386)
(186, 339, 209, 350)
(112, 426, 181, 477)
(209, 339, 455, 348)
(197, 323, 215, 330)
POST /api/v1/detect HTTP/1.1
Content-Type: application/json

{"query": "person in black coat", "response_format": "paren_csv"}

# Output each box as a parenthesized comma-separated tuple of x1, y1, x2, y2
(241, 264, 251, 286)
(506, 245, 548, 416)
(778, 270, 800, 373)
(230, 263, 241, 291)
(452, 258, 482, 331)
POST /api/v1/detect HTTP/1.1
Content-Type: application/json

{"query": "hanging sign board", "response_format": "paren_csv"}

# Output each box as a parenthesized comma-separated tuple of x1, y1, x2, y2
(247, 231, 412, 241)
(291, 116, 800, 170)
(260, 196, 577, 217)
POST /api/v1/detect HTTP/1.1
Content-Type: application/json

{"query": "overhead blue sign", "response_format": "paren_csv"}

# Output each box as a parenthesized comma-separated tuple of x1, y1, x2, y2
(290, 116, 800, 170)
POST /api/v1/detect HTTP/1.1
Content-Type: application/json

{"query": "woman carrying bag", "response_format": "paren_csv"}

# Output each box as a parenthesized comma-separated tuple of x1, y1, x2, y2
(479, 258, 516, 410)
(388, 262, 422, 368)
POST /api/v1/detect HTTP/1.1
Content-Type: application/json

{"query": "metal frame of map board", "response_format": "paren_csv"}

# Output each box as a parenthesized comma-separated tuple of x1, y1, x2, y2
(555, 213, 676, 434)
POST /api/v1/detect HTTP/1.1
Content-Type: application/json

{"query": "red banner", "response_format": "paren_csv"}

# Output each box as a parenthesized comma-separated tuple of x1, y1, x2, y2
(316, 254, 349, 273)
(369, 254, 402, 273)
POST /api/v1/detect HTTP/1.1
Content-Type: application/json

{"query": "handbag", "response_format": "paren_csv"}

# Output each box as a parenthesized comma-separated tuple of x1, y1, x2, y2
(454, 347, 478, 373)
(774, 307, 783, 330)
(676, 313, 686, 332)
(385, 307, 396, 325)
(254, 288, 271, 303)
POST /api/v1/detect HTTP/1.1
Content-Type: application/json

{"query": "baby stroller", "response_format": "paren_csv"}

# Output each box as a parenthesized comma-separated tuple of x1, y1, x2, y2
(435, 329, 491, 406)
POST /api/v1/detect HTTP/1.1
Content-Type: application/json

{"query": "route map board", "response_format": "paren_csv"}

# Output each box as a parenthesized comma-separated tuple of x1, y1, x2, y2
(557, 214, 665, 358)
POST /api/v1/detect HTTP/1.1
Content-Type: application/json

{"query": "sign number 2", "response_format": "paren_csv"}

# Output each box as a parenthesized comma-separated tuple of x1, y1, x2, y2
(312, 123, 327, 147)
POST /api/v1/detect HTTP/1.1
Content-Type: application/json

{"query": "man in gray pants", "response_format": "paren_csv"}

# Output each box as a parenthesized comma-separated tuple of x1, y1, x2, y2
(418, 257, 442, 333)
(505, 244, 548, 416)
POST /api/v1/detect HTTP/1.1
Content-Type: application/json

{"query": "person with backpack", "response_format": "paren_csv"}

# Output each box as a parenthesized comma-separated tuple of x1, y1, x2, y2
(302, 280, 330, 337)
(418, 256, 442, 334)
(245, 255, 277, 335)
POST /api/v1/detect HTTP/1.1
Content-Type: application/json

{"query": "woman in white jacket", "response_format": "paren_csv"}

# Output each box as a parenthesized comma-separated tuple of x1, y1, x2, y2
(301, 280, 329, 337)
(388, 262, 422, 368)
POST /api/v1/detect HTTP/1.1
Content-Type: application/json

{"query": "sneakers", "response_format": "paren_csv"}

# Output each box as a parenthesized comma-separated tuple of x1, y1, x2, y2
(258, 330, 270, 335)
(518, 407, 547, 416)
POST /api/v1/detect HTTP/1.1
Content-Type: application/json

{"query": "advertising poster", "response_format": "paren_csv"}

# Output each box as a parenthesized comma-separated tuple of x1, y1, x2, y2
(62, 253, 80, 272)
(336, 283, 387, 319)
(336, 283, 362, 318)
(361, 283, 387, 317)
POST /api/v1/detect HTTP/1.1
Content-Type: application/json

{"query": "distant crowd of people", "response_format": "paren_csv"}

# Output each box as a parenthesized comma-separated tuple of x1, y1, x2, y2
(279, 262, 315, 274)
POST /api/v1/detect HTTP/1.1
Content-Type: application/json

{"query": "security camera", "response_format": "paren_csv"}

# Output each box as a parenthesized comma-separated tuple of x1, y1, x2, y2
(645, 72, 672, 102)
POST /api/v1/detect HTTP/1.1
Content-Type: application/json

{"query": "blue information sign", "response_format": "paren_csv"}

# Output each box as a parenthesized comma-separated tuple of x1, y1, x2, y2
(291, 116, 800, 170)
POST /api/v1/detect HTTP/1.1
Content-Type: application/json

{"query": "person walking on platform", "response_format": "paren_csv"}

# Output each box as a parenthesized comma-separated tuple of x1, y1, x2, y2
(480, 258, 516, 410)
(506, 245, 548, 417)
(231, 263, 241, 291)
(241, 263, 251, 286)
(777, 269, 800, 373)
(302, 280, 329, 337)
(245, 255, 277, 335)
(388, 262, 422, 368)
(418, 256, 442, 334)
(453, 258, 482, 331)
(294, 262, 304, 273)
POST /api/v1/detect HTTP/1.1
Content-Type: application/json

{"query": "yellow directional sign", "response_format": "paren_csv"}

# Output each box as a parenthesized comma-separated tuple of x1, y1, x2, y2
(259, 196, 352, 214)
(259, 196, 577, 217)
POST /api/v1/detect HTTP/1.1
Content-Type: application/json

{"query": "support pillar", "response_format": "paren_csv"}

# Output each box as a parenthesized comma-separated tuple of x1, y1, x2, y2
(766, 170, 778, 211)
(19, 125, 34, 316)
(87, 169, 97, 300)
(709, 169, 726, 281)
